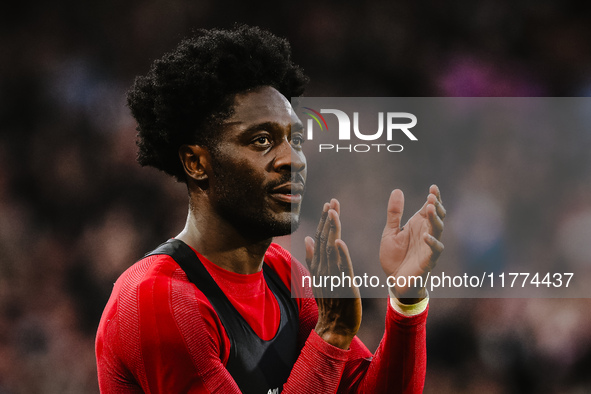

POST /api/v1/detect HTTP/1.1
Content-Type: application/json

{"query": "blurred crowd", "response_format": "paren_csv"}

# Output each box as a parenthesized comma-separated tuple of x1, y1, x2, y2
(2, 1, 591, 393)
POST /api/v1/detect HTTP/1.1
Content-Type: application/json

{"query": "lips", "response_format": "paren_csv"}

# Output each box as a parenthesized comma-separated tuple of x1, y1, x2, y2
(270, 183, 305, 204)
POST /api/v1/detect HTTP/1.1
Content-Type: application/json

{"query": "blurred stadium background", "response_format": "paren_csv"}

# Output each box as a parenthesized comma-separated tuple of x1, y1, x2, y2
(2, 1, 591, 392)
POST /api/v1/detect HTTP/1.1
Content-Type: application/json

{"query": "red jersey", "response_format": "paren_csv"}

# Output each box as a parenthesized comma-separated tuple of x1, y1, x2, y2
(95, 242, 428, 393)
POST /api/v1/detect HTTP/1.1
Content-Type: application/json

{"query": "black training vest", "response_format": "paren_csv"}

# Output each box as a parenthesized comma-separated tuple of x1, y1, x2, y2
(146, 239, 299, 394)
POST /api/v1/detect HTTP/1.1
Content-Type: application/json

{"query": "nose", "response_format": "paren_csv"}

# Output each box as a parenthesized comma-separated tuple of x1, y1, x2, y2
(273, 138, 306, 174)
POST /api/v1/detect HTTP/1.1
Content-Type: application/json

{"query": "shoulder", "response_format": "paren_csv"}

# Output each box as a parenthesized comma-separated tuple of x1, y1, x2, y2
(108, 253, 185, 317)
(97, 253, 228, 366)
(110, 252, 224, 336)
(96, 254, 181, 387)
(97, 254, 171, 341)
(97, 252, 237, 391)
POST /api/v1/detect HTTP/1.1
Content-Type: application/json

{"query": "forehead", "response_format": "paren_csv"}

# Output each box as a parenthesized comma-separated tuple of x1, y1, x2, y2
(225, 86, 295, 126)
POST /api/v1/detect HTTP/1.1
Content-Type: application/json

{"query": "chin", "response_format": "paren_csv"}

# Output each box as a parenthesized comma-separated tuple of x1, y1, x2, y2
(231, 210, 300, 240)
(269, 213, 301, 237)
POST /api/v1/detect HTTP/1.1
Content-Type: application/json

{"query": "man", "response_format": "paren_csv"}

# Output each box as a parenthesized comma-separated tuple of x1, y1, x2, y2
(96, 25, 445, 393)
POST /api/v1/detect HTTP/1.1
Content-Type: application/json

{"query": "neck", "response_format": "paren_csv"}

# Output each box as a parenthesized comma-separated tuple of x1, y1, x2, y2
(176, 202, 272, 275)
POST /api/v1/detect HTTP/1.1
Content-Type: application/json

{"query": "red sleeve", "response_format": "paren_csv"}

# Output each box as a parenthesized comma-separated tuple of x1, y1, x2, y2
(284, 288, 427, 394)
(266, 244, 428, 394)
(339, 301, 428, 393)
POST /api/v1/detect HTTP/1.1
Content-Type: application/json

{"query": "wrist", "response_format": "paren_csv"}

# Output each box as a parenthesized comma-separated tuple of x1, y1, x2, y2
(389, 288, 429, 316)
(390, 285, 428, 305)
(314, 326, 354, 350)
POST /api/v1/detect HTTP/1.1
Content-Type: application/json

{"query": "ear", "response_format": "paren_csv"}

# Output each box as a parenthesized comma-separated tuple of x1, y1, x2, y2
(178, 144, 210, 182)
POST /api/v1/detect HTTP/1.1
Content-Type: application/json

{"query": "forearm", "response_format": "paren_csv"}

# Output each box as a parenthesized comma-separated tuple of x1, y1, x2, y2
(355, 300, 429, 394)
(290, 297, 428, 394)
(282, 329, 350, 394)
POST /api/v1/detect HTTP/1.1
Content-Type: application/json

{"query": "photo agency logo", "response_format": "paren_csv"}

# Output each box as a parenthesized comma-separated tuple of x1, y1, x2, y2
(302, 106, 418, 153)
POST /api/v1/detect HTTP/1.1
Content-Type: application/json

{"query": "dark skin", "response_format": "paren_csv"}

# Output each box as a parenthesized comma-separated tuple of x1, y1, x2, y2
(177, 86, 446, 350)
(305, 199, 362, 349)
(176, 86, 306, 275)
(380, 186, 445, 304)
(305, 187, 445, 349)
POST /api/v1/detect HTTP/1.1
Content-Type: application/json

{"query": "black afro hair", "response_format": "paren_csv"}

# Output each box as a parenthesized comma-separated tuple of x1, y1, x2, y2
(127, 24, 309, 182)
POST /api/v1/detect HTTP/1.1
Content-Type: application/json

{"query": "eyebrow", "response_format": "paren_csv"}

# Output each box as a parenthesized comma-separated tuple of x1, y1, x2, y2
(240, 121, 304, 134)
(292, 121, 304, 133)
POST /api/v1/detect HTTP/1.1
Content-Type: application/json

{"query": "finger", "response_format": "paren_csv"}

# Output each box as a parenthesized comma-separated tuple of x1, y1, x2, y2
(434, 199, 446, 220)
(305, 236, 316, 272)
(317, 206, 336, 277)
(319, 208, 333, 248)
(416, 186, 443, 218)
(430, 184, 442, 204)
(427, 203, 444, 239)
(424, 232, 444, 266)
(414, 192, 435, 220)
(330, 198, 341, 216)
(385, 189, 404, 232)
(314, 203, 330, 241)
(314, 203, 330, 258)
(336, 240, 361, 298)
(335, 239, 354, 278)
(426, 186, 446, 220)
(326, 209, 341, 271)
(423, 191, 445, 219)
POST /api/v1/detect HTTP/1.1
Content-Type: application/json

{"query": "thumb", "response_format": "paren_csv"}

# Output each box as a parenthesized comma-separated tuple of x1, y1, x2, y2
(384, 189, 404, 233)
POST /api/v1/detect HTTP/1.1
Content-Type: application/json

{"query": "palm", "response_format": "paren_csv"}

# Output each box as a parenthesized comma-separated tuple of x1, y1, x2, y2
(379, 186, 445, 300)
(381, 209, 433, 278)
(306, 199, 362, 350)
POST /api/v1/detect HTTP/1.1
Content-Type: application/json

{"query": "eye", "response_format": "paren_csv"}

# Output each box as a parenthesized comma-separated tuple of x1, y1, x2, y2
(291, 135, 305, 148)
(252, 136, 272, 147)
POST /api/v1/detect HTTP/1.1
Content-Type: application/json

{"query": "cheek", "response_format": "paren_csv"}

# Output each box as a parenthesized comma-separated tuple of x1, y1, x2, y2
(235, 157, 263, 178)
(221, 158, 267, 191)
